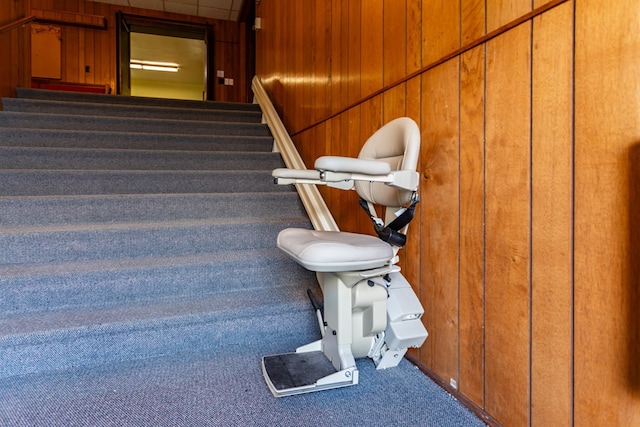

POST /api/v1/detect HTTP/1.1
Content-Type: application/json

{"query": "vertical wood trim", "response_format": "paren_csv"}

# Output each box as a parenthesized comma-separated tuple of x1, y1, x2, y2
(484, 23, 531, 426)
(531, 2, 574, 425)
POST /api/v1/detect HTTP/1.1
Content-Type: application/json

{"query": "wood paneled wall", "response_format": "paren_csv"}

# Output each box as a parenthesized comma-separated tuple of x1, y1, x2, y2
(0, 0, 32, 103)
(256, 0, 640, 425)
(1, 0, 250, 102)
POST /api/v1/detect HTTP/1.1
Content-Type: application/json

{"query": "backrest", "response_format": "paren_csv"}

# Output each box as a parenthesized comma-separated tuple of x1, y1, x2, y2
(355, 117, 420, 209)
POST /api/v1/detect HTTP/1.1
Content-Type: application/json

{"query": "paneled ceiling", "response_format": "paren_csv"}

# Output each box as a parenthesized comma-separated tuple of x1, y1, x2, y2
(91, 0, 245, 21)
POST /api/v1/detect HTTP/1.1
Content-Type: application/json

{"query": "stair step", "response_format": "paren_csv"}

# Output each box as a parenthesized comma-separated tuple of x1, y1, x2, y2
(0, 249, 316, 315)
(2, 98, 263, 123)
(0, 192, 306, 227)
(0, 216, 310, 264)
(0, 286, 316, 379)
(16, 87, 261, 112)
(0, 112, 271, 136)
(0, 127, 274, 152)
(0, 90, 320, 386)
(0, 169, 293, 196)
(0, 146, 285, 171)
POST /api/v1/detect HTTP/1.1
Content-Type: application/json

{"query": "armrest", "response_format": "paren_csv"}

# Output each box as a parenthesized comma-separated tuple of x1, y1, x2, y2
(313, 156, 417, 190)
(273, 168, 321, 180)
(272, 165, 418, 191)
(273, 167, 354, 189)
(272, 168, 324, 185)
(315, 156, 391, 175)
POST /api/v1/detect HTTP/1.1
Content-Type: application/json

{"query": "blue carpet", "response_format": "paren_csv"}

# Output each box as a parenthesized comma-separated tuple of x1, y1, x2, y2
(0, 333, 484, 427)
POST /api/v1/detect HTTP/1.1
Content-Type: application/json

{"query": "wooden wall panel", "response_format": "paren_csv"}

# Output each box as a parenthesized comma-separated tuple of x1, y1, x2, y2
(382, 0, 406, 85)
(31, 24, 62, 79)
(406, 0, 422, 75)
(574, 0, 640, 424)
(314, 0, 330, 121)
(484, 23, 531, 426)
(342, 106, 361, 232)
(404, 0, 421, 301)
(459, 44, 485, 407)
(382, 84, 406, 123)
(420, 59, 461, 385)
(304, 0, 315, 125)
(422, 0, 460, 64)
(361, 0, 382, 99)
(358, 0, 383, 235)
(486, 0, 531, 32)
(292, 1, 303, 130)
(403, 76, 422, 357)
(83, 10, 95, 84)
(462, 0, 486, 43)
(0, 0, 31, 102)
(347, 0, 361, 107)
(531, 2, 573, 425)
(330, 0, 343, 116)
(459, 26, 486, 372)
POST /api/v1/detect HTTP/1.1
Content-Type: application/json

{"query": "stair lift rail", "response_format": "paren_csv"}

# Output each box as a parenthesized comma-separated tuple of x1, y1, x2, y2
(261, 117, 429, 397)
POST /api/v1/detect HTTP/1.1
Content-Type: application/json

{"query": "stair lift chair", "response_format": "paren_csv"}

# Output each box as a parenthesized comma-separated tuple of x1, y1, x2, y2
(262, 117, 428, 397)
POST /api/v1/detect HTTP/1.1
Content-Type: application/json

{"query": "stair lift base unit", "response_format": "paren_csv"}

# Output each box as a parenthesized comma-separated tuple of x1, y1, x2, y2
(262, 117, 428, 396)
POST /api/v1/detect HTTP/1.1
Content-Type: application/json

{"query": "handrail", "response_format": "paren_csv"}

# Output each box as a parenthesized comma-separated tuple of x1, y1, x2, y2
(0, 15, 36, 35)
(252, 76, 339, 232)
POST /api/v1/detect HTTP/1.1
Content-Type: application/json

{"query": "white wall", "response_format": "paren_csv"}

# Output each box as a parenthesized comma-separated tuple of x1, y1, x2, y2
(130, 79, 204, 100)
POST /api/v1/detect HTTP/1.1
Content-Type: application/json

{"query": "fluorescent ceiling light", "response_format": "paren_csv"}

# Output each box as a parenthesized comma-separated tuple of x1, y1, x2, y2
(130, 59, 179, 73)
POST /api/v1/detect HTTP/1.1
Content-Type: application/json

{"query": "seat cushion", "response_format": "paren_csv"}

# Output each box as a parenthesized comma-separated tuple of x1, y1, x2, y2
(277, 228, 393, 272)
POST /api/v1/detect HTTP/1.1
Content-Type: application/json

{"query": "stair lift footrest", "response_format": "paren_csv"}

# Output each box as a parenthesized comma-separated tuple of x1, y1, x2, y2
(262, 351, 356, 397)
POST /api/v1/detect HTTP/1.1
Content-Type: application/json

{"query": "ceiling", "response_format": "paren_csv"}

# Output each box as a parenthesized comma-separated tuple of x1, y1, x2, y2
(91, 0, 245, 21)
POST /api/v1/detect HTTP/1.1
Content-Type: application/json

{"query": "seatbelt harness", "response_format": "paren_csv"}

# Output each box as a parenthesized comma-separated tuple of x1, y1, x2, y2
(359, 193, 419, 247)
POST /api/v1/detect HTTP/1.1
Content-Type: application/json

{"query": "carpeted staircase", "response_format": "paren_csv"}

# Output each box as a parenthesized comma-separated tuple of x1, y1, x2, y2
(0, 89, 486, 427)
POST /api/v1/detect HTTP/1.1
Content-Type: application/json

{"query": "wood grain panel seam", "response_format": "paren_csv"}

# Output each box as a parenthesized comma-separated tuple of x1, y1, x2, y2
(482, 39, 488, 413)
(528, 16, 534, 427)
(569, 1, 576, 424)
